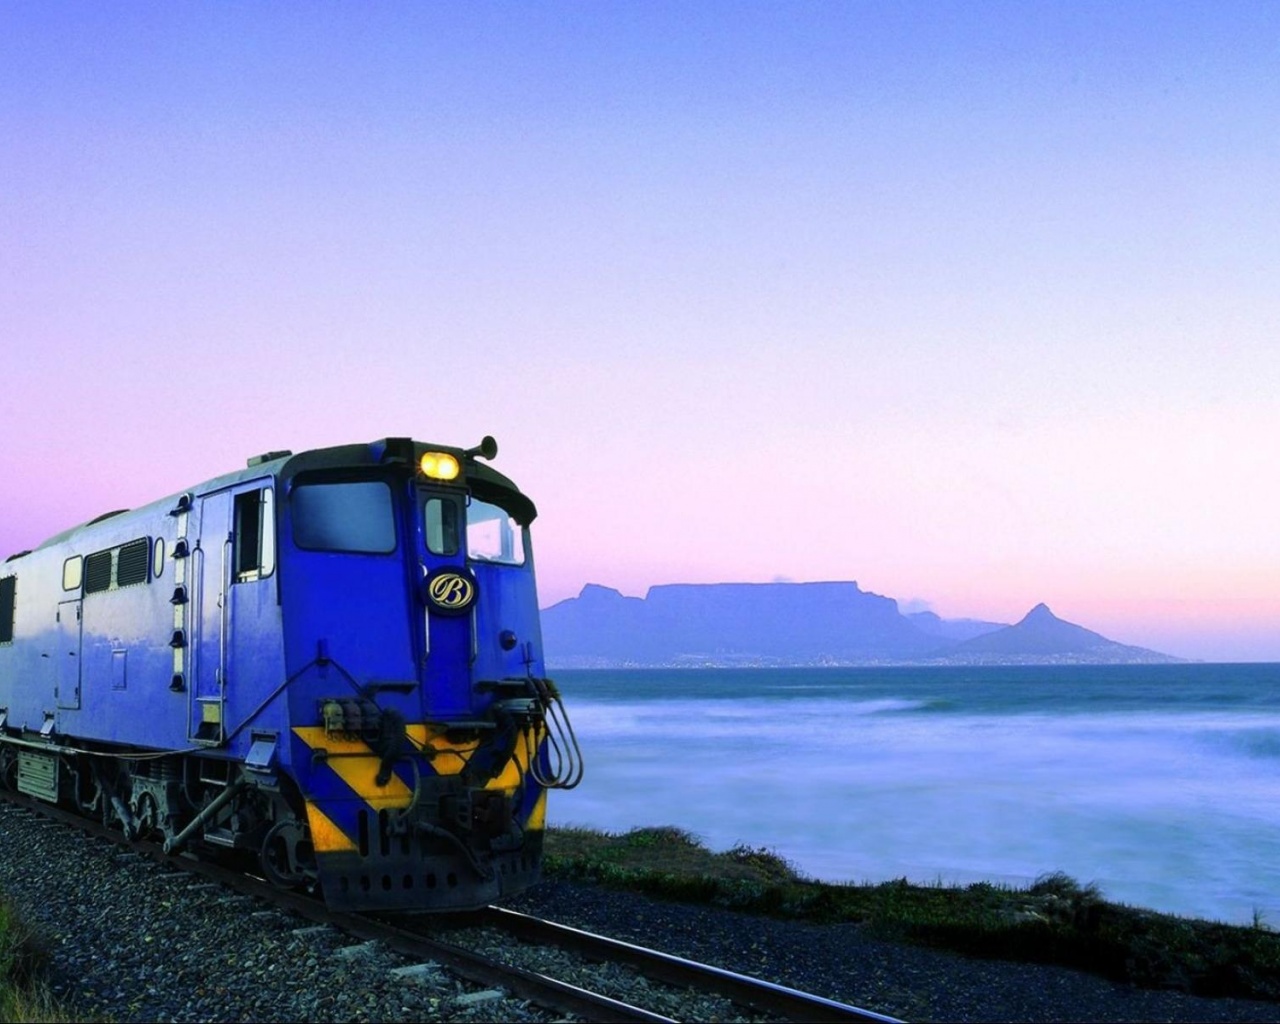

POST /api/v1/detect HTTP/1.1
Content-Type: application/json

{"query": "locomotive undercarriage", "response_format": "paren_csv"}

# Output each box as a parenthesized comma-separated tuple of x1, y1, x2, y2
(0, 736, 318, 892)
(0, 734, 540, 910)
(0, 683, 575, 910)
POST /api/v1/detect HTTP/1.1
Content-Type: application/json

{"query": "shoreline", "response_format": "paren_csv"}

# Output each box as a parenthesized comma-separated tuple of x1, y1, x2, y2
(541, 824, 1280, 1005)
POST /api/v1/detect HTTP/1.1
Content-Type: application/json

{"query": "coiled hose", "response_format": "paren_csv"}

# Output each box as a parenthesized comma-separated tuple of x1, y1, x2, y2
(526, 677, 584, 790)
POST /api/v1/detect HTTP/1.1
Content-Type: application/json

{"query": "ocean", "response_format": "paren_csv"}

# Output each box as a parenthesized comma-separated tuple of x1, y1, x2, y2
(548, 663, 1280, 925)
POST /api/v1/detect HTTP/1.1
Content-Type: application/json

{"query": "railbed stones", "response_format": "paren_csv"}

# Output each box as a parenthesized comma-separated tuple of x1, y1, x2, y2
(0, 804, 549, 1023)
(505, 880, 1280, 1024)
(2, 802, 1277, 1023)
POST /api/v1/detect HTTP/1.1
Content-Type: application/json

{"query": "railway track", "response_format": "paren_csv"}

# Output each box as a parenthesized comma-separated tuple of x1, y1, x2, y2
(434, 905, 903, 1023)
(0, 789, 901, 1022)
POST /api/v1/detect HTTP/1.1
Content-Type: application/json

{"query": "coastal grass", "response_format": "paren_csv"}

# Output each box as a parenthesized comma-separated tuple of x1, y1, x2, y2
(0, 897, 67, 1023)
(544, 825, 1280, 1002)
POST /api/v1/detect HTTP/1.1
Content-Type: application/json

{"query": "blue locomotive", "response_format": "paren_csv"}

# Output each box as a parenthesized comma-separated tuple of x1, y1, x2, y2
(0, 436, 580, 911)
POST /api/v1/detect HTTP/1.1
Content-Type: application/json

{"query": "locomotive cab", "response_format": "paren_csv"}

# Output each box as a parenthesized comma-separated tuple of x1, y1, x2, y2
(266, 437, 579, 910)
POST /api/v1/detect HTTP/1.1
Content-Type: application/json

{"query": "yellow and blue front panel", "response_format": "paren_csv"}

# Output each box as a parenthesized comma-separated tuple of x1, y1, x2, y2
(290, 719, 548, 911)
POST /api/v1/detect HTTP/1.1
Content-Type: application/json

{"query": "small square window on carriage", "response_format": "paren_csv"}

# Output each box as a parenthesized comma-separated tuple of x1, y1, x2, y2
(63, 555, 83, 591)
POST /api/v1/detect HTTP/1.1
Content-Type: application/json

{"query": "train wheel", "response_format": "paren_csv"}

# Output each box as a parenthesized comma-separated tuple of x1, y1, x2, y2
(260, 818, 308, 889)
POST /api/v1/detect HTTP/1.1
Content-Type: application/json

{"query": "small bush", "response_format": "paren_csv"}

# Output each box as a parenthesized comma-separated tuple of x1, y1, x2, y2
(0, 899, 45, 990)
(622, 826, 701, 849)
(0, 897, 73, 1023)
(726, 844, 799, 883)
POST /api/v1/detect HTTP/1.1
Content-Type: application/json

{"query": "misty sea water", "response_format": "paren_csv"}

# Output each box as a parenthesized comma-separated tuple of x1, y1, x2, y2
(549, 664, 1280, 925)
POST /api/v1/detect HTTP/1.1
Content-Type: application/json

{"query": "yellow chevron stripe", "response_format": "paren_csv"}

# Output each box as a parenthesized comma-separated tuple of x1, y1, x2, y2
(527, 788, 547, 831)
(295, 721, 546, 802)
(485, 723, 544, 792)
(410, 723, 481, 777)
(330, 756, 413, 808)
(293, 726, 412, 807)
(292, 726, 374, 756)
(304, 801, 357, 853)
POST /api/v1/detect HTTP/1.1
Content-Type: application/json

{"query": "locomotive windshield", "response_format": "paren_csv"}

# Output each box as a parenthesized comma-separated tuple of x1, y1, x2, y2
(292, 480, 397, 553)
(465, 498, 525, 565)
(423, 495, 460, 556)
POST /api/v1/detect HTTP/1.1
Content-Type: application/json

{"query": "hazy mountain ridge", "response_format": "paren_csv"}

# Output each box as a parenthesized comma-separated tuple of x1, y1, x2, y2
(932, 603, 1182, 666)
(541, 583, 1181, 667)
(906, 610, 1007, 642)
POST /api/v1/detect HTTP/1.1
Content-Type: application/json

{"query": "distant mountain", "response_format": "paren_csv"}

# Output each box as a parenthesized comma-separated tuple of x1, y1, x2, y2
(541, 581, 941, 666)
(540, 584, 1182, 668)
(906, 610, 1005, 642)
(932, 603, 1182, 665)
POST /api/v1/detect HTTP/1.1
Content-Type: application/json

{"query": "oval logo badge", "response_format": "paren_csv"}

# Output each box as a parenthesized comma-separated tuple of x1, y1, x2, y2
(424, 569, 477, 616)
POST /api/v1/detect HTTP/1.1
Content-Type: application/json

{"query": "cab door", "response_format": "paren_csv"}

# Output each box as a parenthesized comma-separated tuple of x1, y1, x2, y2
(54, 600, 82, 710)
(192, 483, 276, 743)
(193, 490, 232, 742)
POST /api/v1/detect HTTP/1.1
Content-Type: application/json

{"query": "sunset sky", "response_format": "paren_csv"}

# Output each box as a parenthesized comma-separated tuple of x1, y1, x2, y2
(3, 3, 1277, 662)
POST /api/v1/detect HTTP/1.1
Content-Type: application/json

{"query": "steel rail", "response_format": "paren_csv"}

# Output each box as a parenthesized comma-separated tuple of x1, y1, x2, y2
(330, 910, 676, 1024)
(475, 905, 903, 1023)
(152, 854, 677, 1023)
(0, 790, 900, 1022)
(0, 789, 671, 1022)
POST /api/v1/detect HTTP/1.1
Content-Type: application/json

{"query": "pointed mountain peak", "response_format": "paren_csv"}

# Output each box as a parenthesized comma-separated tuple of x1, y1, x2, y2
(945, 601, 1134, 659)
(1020, 603, 1057, 624)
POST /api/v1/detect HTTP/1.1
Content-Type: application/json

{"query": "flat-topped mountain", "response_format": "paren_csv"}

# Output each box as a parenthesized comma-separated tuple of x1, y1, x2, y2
(542, 581, 941, 665)
(540, 584, 1181, 667)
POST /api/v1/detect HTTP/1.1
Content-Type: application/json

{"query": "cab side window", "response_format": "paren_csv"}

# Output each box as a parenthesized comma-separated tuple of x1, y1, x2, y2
(234, 488, 276, 582)
(0, 576, 14, 644)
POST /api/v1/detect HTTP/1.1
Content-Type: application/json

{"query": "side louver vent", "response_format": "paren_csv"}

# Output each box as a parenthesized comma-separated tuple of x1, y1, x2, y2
(84, 551, 113, 594)
(116, 539, 150, 587)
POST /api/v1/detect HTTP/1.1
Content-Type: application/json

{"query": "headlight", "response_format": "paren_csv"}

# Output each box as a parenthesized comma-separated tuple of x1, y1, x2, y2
(419, 451, 461, 481)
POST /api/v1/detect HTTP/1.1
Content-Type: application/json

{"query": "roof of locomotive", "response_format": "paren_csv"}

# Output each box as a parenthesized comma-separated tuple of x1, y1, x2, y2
(20, 437, 535, 557)
(278, 438, 536, 524)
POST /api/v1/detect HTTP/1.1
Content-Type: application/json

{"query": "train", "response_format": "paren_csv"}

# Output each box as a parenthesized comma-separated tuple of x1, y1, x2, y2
(0, 436, 581, 911)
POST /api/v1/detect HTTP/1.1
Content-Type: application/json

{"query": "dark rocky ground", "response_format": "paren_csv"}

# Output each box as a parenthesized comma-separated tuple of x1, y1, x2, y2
(1, 800, 1276, 1023)
(508, 880, 1280, 1023)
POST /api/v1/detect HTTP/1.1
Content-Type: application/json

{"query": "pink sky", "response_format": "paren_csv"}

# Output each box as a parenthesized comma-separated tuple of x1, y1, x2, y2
(2, 4, 1277, 662)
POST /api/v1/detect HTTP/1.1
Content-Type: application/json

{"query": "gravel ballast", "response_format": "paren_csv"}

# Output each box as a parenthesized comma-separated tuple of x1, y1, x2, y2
(505, 881, 1280, 1023)
(0, 805, 548, 1023)
(1, 802, 1276, 1022)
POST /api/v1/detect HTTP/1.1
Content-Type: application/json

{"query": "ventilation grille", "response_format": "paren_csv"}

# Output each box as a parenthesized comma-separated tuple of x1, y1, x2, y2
(84, 551, 113, 594)
(82, 538, 151, 595)
(116, 539, 150, 587)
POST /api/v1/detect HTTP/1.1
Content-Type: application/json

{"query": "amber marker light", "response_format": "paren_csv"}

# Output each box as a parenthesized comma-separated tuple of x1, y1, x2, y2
(419, 451, 461, 481)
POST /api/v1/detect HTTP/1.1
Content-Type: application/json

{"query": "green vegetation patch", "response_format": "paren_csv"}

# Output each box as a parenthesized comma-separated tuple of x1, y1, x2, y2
(544, 826, 1280, 1003)
(0, 896, 67, 1023)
